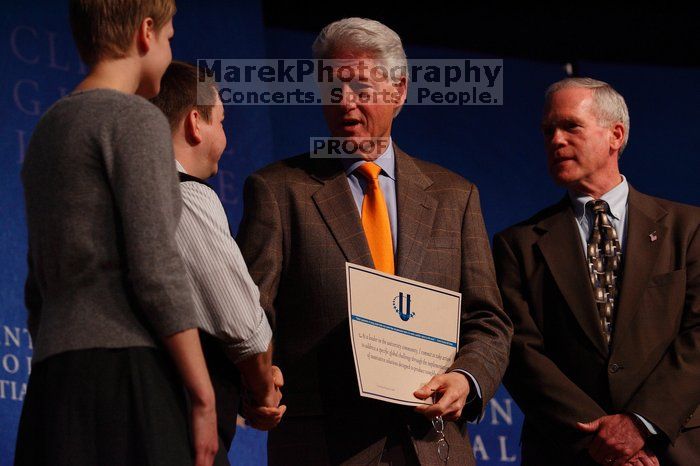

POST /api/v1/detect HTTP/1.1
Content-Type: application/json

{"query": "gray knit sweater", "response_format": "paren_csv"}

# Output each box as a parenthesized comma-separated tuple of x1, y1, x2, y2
(22, 89, 197, 363)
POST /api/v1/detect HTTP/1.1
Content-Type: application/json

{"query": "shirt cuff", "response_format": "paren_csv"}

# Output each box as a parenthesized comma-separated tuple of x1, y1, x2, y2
(632, 412, 659, 436)
(449, 369, 483, 423)
(223, 312, 273, 363)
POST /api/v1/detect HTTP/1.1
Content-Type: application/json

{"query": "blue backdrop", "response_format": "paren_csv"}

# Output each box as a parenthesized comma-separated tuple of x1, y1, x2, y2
(1, 1, 698, 465)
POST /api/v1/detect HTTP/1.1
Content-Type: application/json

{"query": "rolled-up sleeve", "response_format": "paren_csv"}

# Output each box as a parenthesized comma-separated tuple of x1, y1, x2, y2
(175, 181, 272, 363)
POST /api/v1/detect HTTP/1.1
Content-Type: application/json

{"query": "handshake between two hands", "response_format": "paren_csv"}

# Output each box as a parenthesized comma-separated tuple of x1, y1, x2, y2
(242, 365, 286, 431)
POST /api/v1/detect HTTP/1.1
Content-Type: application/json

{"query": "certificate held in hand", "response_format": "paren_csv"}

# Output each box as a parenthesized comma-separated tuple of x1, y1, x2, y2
(346, 262, 462, 406)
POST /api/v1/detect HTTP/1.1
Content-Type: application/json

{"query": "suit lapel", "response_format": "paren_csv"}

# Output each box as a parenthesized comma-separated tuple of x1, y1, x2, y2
(536, 197, 609, 357)
(613, 186, 668, 345)
(310, 146, 439, 278)
(393, 146, 438, 281)
(311, 160, 374, 268)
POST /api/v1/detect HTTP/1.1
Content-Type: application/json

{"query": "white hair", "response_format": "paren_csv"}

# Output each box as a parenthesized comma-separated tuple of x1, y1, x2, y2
(312, 17, 407, 77)
(313, 18, 408, 117)
(545, 77, 631, 155)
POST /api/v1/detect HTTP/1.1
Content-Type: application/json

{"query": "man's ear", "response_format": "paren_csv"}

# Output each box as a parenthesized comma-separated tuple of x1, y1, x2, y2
(609, 121, 625, 152)
(394, 76, 407, 106)
(391, 76, 407, 117)
(184, 109, 203, 145)
(135, 17, 155, 55)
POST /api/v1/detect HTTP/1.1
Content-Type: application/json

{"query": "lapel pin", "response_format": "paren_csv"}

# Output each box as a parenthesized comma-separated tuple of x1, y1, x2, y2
(649, 231, 658, 242)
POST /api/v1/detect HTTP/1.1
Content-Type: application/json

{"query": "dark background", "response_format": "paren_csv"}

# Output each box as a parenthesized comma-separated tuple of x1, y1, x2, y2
(262, 3, 700, 67)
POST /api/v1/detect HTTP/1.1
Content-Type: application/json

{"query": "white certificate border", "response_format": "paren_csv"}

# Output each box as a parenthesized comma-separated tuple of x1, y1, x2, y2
(346, 262, 462, 406)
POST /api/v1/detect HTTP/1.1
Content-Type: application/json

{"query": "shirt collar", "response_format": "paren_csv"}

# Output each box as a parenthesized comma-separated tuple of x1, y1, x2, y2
(341, 137, 396, 181)
(569, 175, 629, 221)
(175, 160, 187, 174)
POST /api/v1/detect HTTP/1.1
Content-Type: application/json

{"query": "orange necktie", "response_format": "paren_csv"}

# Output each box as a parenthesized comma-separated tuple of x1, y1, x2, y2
(356, 162, 395, 274)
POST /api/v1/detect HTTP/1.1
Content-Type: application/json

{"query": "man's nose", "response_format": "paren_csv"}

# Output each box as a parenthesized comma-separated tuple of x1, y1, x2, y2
(338, 83, 357, 111)
(548, 128, 567, 147)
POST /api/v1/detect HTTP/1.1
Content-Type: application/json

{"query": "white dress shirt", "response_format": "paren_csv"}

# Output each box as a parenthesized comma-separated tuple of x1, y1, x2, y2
(175, 161, 272, 362)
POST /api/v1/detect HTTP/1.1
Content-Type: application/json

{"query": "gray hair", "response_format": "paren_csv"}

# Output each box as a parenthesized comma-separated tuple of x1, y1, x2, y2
(313, 18, 407, 117)
(312, 17, 407, 79)
(545, 77, 630, 155)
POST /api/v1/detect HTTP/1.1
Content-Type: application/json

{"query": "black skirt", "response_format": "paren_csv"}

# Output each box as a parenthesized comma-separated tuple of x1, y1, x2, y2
(15, 347, 194, 466)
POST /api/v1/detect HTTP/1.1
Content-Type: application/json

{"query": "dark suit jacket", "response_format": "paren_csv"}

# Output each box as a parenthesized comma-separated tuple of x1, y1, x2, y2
(237, 145, 512, 465)
(493, 186, 700, 465)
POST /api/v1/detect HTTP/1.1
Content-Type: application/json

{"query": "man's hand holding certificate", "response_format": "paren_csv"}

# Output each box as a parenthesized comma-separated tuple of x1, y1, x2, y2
(346, 262, 465, 418)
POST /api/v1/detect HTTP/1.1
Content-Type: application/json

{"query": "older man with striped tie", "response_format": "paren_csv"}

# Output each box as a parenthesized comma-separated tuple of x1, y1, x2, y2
(150, 61, 285, 466)
(493, 78, 700, 466)
(236, 18, 512, 466)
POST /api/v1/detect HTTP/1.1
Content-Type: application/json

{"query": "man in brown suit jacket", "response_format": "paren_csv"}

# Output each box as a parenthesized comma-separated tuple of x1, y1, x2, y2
(494, 77, 700, 466)
(236, 18, 512, 466)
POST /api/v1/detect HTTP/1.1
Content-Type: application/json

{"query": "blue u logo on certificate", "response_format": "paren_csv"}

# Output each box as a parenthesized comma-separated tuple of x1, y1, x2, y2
(393, 292, 415, 322)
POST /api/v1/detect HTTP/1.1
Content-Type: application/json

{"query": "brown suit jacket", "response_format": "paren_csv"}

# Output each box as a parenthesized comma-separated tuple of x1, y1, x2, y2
(237, 145, 512, 465)
(493, 186, 700, 466)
